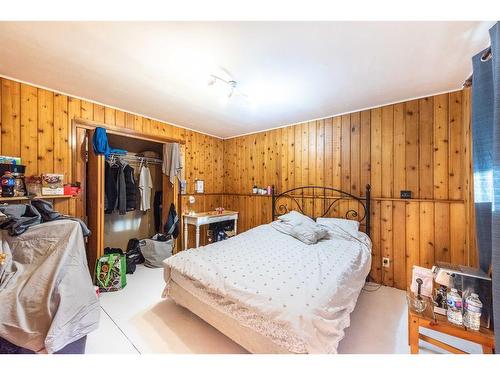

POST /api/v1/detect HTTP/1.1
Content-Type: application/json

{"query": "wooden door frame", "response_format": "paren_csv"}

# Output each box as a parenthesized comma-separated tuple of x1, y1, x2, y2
(70, 117, 185, 181)
(71, 118, 184, 271)
(86, 128, 105, 274)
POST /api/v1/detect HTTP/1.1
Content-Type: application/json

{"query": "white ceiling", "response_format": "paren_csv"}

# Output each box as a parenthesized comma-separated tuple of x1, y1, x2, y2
(0, 21, 493, 138)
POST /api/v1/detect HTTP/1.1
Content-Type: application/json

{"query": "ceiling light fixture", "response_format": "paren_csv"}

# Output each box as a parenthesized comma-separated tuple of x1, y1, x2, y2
(208, 74, 246, 99)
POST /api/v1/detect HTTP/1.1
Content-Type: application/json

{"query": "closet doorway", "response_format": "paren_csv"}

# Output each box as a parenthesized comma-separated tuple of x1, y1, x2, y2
(104, 134, 164, 251)
(72, 119, 183, 273)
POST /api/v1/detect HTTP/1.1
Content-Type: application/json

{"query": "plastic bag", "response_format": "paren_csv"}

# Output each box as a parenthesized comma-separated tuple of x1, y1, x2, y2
(141, 238, 173, 268)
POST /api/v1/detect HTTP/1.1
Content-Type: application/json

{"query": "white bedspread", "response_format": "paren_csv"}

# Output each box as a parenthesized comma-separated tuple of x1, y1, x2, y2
(163, 223, 371, 353)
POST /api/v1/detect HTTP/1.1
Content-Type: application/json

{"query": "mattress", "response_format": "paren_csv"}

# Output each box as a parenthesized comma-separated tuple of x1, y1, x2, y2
(167, 277, 291, 354)
(163, 223, 371, 353)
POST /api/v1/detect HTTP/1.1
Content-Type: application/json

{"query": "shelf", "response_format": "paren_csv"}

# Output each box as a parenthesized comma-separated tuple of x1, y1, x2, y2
(0, 195, 76, 202)
(180, 193, 272, 197)
(221, 193, 464, 203)
(180, 192, 464, 204)
(180, 193, 223, 196)
(225, 193, 273, 197)
(38, 195, 77, 200)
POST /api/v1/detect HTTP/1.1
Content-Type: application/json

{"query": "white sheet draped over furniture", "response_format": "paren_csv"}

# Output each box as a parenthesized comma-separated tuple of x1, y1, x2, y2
(163, 223, 371, 353)
(0, 220, 100, 353)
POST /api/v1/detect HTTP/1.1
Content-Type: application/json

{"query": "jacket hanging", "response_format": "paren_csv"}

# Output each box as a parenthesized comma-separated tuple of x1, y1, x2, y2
(105, 160, 136, 215)
(153, 191, 163, 232)
(123, 164, 136, 212)
(162, 143, 182, 184)
(164, 203, 179, 239)
(139, 164, 153, 211)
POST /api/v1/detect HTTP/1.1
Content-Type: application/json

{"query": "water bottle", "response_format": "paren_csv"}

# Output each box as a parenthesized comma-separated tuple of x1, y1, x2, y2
(464, 293, 482, 331)
(446, 288, 463, 326)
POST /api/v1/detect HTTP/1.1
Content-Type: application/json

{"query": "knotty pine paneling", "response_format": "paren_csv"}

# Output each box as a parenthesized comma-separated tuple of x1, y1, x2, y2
(223, 89, 473, 288)
(0, 77, 224, 217)
(0, 76, 474, 290)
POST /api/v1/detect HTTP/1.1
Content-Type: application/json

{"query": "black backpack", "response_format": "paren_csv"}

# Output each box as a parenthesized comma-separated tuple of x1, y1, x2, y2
(126, 238, 145, 267)
(104, 240, 145, 275)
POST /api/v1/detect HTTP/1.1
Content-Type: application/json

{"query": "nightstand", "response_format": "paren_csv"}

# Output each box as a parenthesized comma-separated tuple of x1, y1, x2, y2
(182, 210, 238, 250)
(407, 292, 495, 354)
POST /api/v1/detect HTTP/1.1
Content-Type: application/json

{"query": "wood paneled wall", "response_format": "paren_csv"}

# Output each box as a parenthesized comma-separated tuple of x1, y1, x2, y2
(1, 76, 474, 290)
(222, 89, 474, 289)
(0, 77, 224, 217)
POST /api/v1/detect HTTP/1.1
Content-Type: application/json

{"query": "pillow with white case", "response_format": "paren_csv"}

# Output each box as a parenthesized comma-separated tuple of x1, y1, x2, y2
(316, 217, 360, 236)
(271, 211, 328, 245)
(278, 210, 316, 226)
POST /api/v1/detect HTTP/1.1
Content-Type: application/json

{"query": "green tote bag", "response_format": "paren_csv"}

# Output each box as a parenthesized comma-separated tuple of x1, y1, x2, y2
(95, 253, 127, 292)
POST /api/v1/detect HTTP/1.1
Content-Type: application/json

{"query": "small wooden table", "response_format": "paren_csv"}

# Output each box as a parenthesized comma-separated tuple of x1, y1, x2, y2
(182, 210, 238, 250)
(408, 293, 495, 354)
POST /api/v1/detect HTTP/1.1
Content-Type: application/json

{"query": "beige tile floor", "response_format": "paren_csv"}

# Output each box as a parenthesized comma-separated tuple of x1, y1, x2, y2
(86, 265, 483, 354)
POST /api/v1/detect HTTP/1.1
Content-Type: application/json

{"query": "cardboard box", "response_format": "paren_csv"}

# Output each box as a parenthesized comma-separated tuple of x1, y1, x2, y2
(42, 174, 64, 195)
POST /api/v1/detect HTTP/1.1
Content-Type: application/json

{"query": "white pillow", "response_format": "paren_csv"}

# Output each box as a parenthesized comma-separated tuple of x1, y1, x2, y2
(272, 211, 327, 245)
(278, 210, 316, 225)
(316, 217, 360, 236)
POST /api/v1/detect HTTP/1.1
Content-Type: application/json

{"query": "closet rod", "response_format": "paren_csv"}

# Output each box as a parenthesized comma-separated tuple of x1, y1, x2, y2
(108, 153, 163, 164)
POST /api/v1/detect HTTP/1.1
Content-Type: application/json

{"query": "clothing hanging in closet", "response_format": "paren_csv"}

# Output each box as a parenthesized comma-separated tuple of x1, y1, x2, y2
(92, 127, 126, 158)
(162, 143, 182, 184)
(123, 165, 136, 211)
(153, 191, 163, 232)
(139, 164, 153, 211)
(105, 159, 136, 215)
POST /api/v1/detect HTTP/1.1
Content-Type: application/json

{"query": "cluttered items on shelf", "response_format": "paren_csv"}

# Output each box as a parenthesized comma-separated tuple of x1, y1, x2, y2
(408, 263, 492, 331)
(0, 155, 80, 198)
(0, 159, 27, 198)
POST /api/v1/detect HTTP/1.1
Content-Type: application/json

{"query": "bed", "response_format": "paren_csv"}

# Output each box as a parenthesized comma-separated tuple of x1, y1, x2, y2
(163, 185, 372, 354)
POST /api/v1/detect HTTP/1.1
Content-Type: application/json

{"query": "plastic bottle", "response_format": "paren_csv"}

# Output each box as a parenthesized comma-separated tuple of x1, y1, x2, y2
(1, 171, 15, 197)
(446, 288, 463, 326)
(464, 293, 482, 331)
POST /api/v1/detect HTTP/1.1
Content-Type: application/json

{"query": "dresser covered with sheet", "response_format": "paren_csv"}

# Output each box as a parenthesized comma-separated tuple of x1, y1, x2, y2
(0, 220, 99, 354)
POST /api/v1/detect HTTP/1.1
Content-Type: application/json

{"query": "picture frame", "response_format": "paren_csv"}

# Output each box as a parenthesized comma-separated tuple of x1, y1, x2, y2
(180, 180, 187, 194)
(195, 179, 204, 193)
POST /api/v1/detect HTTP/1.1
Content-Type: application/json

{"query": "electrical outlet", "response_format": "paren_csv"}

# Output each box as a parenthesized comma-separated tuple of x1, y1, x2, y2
(382, 257, 390, 268)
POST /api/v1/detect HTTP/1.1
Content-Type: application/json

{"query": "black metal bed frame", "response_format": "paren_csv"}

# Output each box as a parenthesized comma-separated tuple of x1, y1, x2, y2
(271, 184, 371, 236)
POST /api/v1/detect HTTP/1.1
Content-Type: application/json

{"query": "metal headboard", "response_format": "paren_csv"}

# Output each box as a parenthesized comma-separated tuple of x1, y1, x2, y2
(271, 184, 371, 236)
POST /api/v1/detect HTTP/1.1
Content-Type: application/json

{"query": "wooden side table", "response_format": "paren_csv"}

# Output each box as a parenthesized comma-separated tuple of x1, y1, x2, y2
(408, 293, 495, 354)
(182, 210, 238, 250)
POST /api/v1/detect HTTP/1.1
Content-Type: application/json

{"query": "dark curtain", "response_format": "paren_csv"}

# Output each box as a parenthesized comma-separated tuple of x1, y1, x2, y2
(471, 21, 500, 349)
